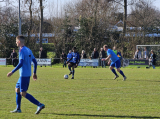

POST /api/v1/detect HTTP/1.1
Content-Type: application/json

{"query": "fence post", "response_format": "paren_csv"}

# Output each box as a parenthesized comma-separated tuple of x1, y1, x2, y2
(51, 58, 52, 67)
(6, 58, 7, 67)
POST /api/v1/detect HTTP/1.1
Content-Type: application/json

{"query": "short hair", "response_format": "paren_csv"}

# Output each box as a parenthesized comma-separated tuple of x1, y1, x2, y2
(103, 45, 108, 49)
(151, 50, 154, 53)
(16, 35, 25, 43)
(73, 47, 76, 50)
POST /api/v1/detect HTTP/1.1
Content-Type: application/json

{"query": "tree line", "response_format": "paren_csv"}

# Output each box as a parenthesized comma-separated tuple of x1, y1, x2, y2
(0, 0, 160, 60)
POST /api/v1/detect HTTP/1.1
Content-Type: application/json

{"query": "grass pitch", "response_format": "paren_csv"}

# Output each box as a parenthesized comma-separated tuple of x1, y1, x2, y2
(0, 66, 160, 119)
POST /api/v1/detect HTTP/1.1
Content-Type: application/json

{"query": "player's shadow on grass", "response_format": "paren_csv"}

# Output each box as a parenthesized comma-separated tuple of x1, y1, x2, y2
(135, 80, 160, 82)
(43, 113, 160, 118)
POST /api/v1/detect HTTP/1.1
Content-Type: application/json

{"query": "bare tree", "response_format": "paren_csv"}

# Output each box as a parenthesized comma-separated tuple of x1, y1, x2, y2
(129, 0, 159, 43)
(39, 0, 43, 47)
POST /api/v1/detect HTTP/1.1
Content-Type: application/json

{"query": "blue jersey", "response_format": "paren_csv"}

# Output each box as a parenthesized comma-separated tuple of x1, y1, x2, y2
(19, 46, 35, 77)
(69, 52, 80, 64)
(67, 53, 72, 62)
(107, 49, 119, 63)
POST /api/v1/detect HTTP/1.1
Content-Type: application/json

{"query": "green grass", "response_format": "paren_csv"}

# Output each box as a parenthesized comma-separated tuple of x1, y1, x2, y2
(1, 67, 160, 119)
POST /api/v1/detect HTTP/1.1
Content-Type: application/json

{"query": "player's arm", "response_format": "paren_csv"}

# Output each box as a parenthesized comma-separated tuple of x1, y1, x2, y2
(7, 50, 24, 77)
(7, 59, 23, 77)
(108, 59, 111, 65)
(66, 55, 73, 63)
(104, 54, 111, 61)
(32, 58, 37, 81)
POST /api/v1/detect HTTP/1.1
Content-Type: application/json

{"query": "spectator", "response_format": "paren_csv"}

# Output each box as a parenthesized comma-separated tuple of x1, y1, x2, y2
(117, 51, 122, 60)
(81, 50, 87, 59)
(113, 46, 117, 55)
(10, 49, 18, 67)
(39, 47, 47, 67)
(143, 47, 149, 59)
(39, 47, 47, 58)
(134, 49, 142, 59)
(91, 48, 99, 59)
(91, 48, 99, 68)
(61, 51, 67, 68)
(81, 50, 87, 68)
(99, 48, 106, 68)
(149, 50, 156, 69)
(117, 51, 122, 67)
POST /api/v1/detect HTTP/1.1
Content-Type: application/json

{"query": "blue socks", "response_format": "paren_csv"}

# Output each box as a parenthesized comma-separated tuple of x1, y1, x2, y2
(68, 66, 71, 71)
(16, 92, 22, 110)
(111, 69, 118, 76)
(25, 93, 41, 106)
(72, 70, 75, 77)
(119, 70, 125, 77)
(152, 65, 155, 69)
(111, 69, 125, 77)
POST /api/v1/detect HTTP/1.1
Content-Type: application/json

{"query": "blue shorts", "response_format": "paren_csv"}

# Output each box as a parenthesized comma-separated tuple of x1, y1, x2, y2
(110, 59, 121, 68)
(16, 77, 30, 92)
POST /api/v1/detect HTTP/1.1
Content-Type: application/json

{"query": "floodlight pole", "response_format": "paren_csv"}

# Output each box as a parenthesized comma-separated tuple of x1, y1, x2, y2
(123, 0, 127, 36)
(18, 0, 21, 35)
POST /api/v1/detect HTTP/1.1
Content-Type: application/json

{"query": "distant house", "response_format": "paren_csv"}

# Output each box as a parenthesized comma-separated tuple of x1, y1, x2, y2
(23, 33, 55, 44)
(73, 25, 80, 32)
(108, 20, 160, 39)
(23, 21, 55, 44)
(107, 20, 142, 32)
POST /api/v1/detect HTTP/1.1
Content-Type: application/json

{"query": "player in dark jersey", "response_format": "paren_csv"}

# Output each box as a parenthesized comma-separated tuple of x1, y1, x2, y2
(67, 47, 80, 79)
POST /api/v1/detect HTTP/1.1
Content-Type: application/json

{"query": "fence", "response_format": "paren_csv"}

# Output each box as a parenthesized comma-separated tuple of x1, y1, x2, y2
(3, 58, 100, 67)
(0, 58, 6, 66)
(1, 1, 160, 61)
(1, 58, 159, 68)
(123, 59, 149, 67)
(5, 58, 52, 67)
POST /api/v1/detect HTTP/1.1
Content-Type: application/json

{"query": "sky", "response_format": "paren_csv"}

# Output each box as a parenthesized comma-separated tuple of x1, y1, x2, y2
(153, 0, 160, 11)
(153, 0, 160, 8)
(46, 0, 160, 18)
(0, 0, 160, 18)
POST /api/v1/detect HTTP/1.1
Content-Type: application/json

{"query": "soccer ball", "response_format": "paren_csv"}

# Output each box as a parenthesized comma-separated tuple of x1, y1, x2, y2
(64, 74, 68, 79)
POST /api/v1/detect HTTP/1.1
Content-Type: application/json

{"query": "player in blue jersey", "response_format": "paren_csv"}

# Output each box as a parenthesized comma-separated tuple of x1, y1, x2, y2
(67, 50, 72, 71)
(102, 45, 127, 81)
(67, 47, 80, 79)
(67, 50, 72, 73)
(7, 36, 45, 114)
(67, 50, 72, 62)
